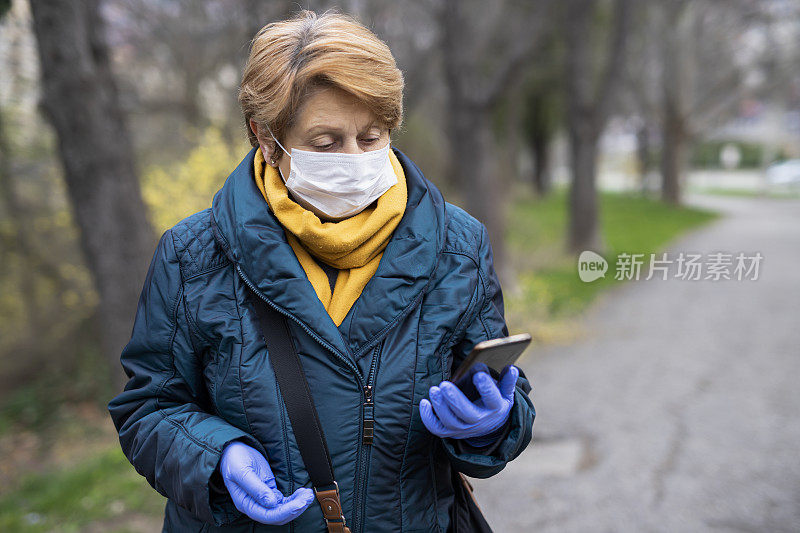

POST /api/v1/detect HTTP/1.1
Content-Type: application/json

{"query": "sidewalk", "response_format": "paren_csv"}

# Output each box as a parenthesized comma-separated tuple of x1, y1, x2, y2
(472, 194, 800, 532)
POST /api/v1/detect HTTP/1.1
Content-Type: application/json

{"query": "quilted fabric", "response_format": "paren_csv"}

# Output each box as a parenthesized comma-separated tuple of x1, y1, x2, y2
(107, 146, 535, 532)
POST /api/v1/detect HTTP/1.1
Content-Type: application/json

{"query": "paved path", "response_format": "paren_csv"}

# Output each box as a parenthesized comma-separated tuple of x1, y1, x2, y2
(472, 194, 800, 532)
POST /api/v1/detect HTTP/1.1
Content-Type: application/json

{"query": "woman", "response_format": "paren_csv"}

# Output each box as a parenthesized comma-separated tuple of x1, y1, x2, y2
(108, 9, 534, 533)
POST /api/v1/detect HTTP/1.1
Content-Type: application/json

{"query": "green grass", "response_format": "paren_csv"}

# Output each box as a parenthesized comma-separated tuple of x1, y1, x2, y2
(506, 185, 719, 319)
(0, 446, 165, 532)
(687, 186, 800, 199)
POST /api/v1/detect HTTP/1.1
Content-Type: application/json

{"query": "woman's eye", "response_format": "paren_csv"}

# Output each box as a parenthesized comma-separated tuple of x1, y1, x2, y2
(361, 137, 380, 145)
(315, 142, 336, 150)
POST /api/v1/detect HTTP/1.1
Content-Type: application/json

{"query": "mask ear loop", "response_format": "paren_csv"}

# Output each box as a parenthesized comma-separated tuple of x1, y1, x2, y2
(265, 124, 291, 160)
(263, 123, 292, 185)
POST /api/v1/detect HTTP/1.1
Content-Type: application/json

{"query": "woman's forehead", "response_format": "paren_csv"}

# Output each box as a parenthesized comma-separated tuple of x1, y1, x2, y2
(293, 87, 383, 134)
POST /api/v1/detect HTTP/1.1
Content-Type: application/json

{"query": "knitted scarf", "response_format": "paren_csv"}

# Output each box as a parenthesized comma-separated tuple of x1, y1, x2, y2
(252, 146, 408, 326)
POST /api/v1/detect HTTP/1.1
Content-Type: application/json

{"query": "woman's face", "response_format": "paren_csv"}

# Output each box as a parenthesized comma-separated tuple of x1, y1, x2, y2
(251, 85, 391, 221)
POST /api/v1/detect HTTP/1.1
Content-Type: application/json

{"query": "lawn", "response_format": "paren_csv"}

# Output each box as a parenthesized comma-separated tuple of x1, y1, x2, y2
(504, 184, 719, 340)
(0, 446, 165, 532)
(686, 185, 800, 199)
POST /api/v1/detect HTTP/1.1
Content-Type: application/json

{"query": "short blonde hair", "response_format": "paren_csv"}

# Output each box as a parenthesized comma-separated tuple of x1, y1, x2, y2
(238, 9, 404, 149)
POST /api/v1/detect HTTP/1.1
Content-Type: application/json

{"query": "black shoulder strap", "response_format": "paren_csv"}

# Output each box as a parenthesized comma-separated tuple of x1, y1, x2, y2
(246, 289, 350, 533)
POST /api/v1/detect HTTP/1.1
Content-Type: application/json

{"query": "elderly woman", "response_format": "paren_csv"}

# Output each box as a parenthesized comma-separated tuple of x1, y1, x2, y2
(108, 9, 534, 533)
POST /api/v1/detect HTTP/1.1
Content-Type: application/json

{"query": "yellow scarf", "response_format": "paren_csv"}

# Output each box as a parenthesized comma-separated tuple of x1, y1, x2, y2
(253, 147, 408, 326)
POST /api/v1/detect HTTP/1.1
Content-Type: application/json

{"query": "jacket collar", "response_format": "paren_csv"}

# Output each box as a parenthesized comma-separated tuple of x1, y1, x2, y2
(211, 146, 448, 361)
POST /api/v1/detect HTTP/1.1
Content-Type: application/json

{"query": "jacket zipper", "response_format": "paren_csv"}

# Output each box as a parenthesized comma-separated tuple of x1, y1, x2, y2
(352, 340, 383, 533)
(235, 263, 381, 531)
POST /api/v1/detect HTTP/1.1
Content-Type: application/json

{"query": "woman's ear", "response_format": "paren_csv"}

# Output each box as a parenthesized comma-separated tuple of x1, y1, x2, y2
(251, 120, 280, 167)
(258, 142, 279, 167)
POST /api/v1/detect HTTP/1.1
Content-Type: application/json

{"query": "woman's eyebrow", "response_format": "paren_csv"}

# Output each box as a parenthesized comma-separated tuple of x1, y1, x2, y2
(306, 124, 342, 133)
(306, 124, 343, 135)
(359, 120, 378, 133)
(305, 121, 380, 136)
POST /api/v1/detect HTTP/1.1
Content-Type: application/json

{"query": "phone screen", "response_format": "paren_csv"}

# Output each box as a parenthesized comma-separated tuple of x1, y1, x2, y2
(451, 334, 531, 400)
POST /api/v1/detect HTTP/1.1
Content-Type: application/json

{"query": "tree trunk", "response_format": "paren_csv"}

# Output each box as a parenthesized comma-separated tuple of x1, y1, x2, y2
(448, 106, 508, 282)
(658, 1, 692, 206)
(567, 127, 602, 252)
(531, 132, 551, 197)
(522, 87, 556, 198)
(563, 0, 631, 254)
(636, 123, 650, 194)
(30, 0, 156, 391)
(660, 117, 687, 205)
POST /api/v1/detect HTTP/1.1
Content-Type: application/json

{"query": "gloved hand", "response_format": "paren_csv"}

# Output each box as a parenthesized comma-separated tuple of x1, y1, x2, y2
(219, 441, 315, 525)
(420, 363, 519, 440)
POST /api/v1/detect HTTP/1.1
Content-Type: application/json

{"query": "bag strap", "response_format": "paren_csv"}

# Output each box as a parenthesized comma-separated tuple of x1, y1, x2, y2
(247, 290, 351, 533)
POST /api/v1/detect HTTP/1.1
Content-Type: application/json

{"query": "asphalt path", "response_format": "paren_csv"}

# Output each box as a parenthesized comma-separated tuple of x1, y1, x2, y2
(472, 194, 800, 533)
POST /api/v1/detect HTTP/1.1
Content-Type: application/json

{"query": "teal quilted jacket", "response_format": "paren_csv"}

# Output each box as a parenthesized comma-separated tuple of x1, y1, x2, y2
(107, 146, 535, 532)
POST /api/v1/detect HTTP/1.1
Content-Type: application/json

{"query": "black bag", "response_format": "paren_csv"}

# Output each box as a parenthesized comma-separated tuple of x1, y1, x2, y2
(448, 469, 494, 533)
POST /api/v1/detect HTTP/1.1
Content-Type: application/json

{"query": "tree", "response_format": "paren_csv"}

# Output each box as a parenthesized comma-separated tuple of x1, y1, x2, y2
(521, 59, 563, 198)
(563, 0, 633, 253)
(434, 0, 554, 280)
(104, 0, 288, 152)
(29, 0, 156, 390)
(656, 0, 773, 205)
(618, 2, 663, 194)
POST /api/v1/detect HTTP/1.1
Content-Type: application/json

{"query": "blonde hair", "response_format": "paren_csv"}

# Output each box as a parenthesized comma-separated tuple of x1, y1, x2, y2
(238, 9, 404, 150)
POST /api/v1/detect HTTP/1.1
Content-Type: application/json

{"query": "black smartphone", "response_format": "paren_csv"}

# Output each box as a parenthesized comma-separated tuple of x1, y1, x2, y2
(450, 333, 532, 401)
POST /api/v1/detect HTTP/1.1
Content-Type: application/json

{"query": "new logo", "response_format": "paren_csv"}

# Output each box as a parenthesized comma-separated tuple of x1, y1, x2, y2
(577, 250, 608, 282)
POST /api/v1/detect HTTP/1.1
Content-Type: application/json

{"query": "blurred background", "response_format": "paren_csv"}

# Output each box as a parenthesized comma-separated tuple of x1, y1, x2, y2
(0, 0, 798, 531)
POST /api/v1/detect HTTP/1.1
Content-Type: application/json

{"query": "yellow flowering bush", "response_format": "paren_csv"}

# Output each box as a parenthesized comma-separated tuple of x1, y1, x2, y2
(142, 127, 249, 233)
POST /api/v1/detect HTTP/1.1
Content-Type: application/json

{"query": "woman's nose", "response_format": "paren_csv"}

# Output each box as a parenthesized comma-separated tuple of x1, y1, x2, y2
(342, 138, 365, 154)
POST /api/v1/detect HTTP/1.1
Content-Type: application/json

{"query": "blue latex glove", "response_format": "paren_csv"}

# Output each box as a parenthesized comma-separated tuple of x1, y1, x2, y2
(220, 441, 315, 525)
(420, 363, 519, 441)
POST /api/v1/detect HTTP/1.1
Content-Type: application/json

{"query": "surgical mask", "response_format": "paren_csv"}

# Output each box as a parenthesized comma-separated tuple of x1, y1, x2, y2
(264, 125, 397, 219)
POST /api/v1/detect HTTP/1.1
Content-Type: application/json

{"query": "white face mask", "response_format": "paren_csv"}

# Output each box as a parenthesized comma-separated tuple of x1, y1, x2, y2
(264, 125, 397, 219)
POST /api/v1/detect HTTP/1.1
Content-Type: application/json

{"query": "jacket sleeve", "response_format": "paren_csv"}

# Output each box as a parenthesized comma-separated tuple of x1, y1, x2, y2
(440, 223, 536, 479)
(107, 229, 267, 526)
